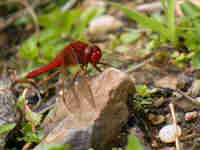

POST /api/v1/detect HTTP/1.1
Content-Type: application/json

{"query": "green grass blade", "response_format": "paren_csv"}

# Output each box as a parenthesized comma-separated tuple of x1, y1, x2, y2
(180, 1, 200, 18)
(167, 0, 177, 43)
(108, 2, 169, 40)
(0, 123, 16, 135)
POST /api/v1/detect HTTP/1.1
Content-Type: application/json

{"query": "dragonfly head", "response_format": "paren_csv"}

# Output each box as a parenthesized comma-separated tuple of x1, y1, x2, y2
(84, 45, 102, 64)
(90, 45, 102, 64)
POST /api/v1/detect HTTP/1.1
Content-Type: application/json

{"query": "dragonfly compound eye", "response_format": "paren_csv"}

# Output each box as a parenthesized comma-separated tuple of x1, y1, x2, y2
(90, 46, 102, 63)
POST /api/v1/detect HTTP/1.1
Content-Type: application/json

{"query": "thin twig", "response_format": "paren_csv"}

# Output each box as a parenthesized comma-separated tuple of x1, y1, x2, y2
(5, 0, 40, 39)
(37, 70, 60, 86)
(22, 142, 32, 150)
(176, 89, 200, 105)
(125, 55, 154, 73)
(22, 88, 35, 150)
(0, 0, 49, 32)
(180, 132, 200, 141)
(169, 103, 181, 150)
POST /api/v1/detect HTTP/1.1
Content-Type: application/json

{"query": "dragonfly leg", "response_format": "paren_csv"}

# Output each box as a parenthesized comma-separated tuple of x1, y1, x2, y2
(72, 70, 81, 83)
(62, 69, 81, 109)
(10, 79, 38, 90)
(92, 64, 102, 72)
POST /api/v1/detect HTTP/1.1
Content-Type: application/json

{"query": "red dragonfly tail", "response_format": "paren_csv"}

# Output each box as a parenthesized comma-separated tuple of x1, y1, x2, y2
(26, 60, 62, 78)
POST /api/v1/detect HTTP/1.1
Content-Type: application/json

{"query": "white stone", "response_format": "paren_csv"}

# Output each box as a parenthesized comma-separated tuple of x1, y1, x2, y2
(89, 15, 123, 35)
(159, 124, 182, 143)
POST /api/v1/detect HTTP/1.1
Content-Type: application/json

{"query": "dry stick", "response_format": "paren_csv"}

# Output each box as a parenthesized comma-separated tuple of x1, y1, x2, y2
(125, 56, 154, 73)
(10, 79, 38, 91)
(169, 103, 181, 150)
(10, 79, 42, 110)
(1, 0, 41, 57)
(6, 0, 40, 39)
(19, 88, 33, 150)
(22, 142, 32, 150)
(176, 89, 200, 105)
(0, 8, 26, 31)
(25, 104, 36, 132)
(180, 132, 200, 141)
(37, 70, 60, 86)
(21, 0, 40, 39)
(0, 0, 44, 32)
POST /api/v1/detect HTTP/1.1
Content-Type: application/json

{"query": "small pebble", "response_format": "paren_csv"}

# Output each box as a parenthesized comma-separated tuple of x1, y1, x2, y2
(88, 15, 123, 35)
(185, 111, 198, 121)
(148, 113, 165, 125)
(159, 124, 182, 143)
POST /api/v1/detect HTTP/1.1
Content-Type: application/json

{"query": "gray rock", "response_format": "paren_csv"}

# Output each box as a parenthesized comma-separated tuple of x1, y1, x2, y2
(39, 68, 136, 150)
(0, 78, 18, 147)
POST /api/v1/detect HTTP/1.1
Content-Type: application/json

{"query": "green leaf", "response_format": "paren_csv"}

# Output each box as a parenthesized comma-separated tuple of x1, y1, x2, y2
(125, 135, 144, 150)
(39, 8, 81, 33)
(73, 7, 105, 40)
(18, 123, 44, 143)
(184, 29, 200, 51)
(39, 29, 62, 45)
(23, 123, 33, 134)
(38, 9, 65, 28)
(0, 123, 16, 135)
(160, 0, 168, 13)
(19, 35, 39, 59)
(40, 38, 69, 61)
(136, 85, 149, 97)
(26, 109, 42, 126)
(192, 51, 200, 69)
(180, 1, 200, 18)
(120, 30, 141, 44)
(62, 8, 82, 34)
(167, 0, 177, 43)
(16, 89, 27, 110)
(136, 85, 157, 97)
(22, 132, 42, 143)
(34, 144, 71, 150)
(108, 2, 169, 40)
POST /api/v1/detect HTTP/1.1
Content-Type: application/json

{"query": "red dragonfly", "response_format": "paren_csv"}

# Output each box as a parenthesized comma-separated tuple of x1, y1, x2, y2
(25, 41, 110, 111)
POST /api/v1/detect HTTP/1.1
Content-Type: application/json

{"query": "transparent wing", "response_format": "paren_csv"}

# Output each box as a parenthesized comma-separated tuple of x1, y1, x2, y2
(60, 47, 96, 119)
(76, 74, 96, 109)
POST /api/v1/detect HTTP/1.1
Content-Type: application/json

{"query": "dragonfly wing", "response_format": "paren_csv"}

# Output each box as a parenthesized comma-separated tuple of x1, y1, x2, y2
(70, 48, 96, 110)
(60, 46, 96, 120)
(59, 48, 83, 118)
(76, 75, 96, 109)
(60, 64, 81, 115)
